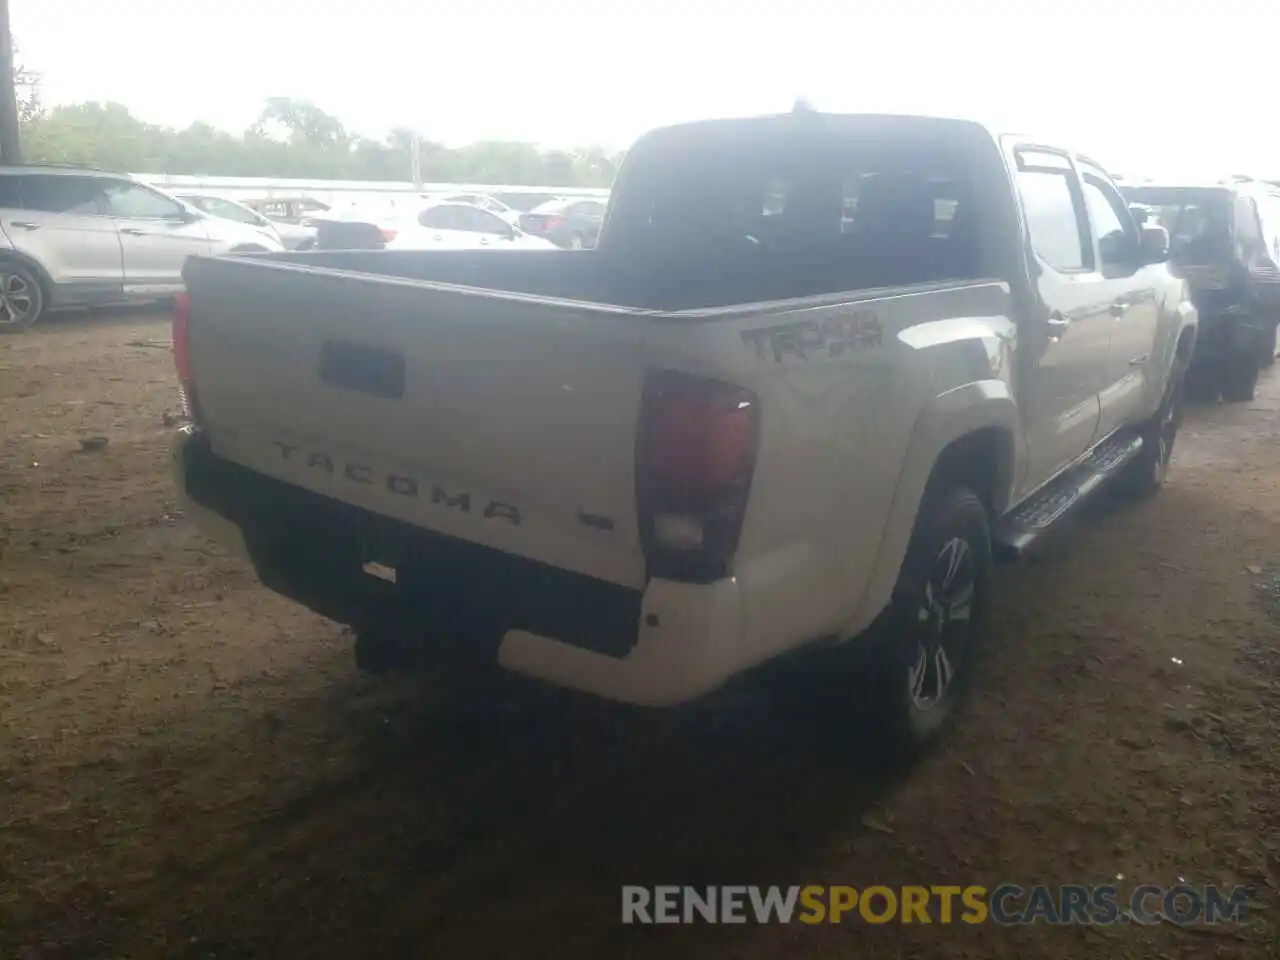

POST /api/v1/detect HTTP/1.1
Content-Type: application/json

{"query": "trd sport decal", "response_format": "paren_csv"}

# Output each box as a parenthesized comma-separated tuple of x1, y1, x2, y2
(741, 309, 883, 363)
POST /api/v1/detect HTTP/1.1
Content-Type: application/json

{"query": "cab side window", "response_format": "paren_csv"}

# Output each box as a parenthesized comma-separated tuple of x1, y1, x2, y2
(1014, 151, 1089, 273)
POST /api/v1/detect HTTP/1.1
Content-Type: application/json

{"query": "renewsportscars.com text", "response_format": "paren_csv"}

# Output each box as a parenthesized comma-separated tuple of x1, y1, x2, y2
(621, 884, 1251, 926)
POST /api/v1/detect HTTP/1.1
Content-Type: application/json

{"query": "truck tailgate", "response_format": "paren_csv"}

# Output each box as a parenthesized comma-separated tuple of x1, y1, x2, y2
(183, 256, 651, 590)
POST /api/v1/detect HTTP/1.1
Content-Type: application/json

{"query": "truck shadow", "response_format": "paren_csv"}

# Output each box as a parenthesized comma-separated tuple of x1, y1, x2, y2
(64, 403, 1278, 959)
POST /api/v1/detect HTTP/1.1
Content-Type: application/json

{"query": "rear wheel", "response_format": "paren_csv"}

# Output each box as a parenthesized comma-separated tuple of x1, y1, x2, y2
(847, 485, 991, 765)
(798, 483, 988, 773)
(0, 261, 45, 333)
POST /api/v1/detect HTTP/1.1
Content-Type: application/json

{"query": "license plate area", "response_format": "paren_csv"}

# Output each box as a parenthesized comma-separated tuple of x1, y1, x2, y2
(319, 340, 405, 400)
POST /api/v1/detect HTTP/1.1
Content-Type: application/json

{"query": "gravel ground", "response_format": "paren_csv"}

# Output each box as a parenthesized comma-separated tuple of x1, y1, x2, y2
(0, 309, 1277, 960)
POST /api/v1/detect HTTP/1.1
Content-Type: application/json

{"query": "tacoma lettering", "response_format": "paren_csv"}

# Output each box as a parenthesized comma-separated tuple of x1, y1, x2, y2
(270, 442, 521, 525)
(741, 309, 883, 363)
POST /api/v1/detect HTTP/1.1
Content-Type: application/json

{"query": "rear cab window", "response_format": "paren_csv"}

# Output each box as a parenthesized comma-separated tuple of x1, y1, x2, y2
(600, 116, 992, 292)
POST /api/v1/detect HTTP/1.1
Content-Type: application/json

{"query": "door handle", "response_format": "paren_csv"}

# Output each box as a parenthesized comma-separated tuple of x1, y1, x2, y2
(8, 220, 39, 230)
(478, 237, 491, 245)
(1109, 302, 1128, 318)
(120, 227, 147, 236)
(1046, 313, 1071, 340)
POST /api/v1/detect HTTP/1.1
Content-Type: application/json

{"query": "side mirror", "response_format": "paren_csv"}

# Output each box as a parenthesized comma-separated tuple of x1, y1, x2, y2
(1138, 223, 1170, 265)
(174, 206, 200, 223)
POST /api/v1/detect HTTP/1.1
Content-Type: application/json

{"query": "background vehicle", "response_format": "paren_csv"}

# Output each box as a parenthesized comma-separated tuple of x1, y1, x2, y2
(243, 195, 332, 230)
(518, 196, 607, 248)
(387, 201, 557, 251)
(175, 193, 300, 249)
(424, 192, 521, 223)
(1121, 180, 1280, 399)
(313, 200, 556, 251)
(173, 111, 1195, 761)
(0, 167, 284, 331)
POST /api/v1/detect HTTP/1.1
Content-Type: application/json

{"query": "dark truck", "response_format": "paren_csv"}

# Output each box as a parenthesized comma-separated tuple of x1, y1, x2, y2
(1122, 180, 1280, 401)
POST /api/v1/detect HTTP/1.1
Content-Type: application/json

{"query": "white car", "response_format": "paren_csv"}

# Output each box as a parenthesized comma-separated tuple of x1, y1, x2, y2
(385, 201, 558, 251)
(423, 192, 522, 224)
(175, 193, 295, 248)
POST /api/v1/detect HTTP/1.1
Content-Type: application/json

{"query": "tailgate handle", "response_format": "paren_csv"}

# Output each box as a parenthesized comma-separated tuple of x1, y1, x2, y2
(318, 340, 406, 400)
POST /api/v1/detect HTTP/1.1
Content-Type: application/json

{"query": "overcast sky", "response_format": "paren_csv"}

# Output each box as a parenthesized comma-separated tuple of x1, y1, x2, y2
(14, 0, 1279, 180)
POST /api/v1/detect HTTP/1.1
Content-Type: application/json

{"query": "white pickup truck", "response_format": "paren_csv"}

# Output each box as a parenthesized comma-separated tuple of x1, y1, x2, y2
(171, 110, 1197, 759)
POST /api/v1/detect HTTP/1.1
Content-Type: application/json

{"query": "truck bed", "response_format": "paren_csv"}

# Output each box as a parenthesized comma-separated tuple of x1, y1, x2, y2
(270, 244, 976, 313)
(181, 247, 1004, 601)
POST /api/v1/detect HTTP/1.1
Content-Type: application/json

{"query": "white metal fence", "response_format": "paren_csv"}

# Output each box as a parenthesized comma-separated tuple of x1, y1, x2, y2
(131, 173, 610, 208)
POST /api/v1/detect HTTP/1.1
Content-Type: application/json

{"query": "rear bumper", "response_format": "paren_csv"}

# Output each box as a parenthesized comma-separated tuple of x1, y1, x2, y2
(172, 429, 747, 707)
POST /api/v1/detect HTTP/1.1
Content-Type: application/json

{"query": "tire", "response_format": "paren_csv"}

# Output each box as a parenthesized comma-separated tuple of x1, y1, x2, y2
(1114, 371, 1184, 499)
(1221, 350, 1259, 403)
(0, 260, 46, 333)
(857, 485, 992, 765)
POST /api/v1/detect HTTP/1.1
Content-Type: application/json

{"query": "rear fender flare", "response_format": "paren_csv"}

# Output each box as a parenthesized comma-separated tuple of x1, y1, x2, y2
(844, 379, 1019, 638)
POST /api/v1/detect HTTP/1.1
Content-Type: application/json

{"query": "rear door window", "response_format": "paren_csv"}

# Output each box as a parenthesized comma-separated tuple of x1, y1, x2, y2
(1013, 152, 1089, 272)
(18, 175, 108, 216)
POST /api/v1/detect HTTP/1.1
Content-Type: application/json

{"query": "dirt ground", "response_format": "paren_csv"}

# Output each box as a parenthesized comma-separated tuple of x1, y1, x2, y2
(1, 308, 1278, 960)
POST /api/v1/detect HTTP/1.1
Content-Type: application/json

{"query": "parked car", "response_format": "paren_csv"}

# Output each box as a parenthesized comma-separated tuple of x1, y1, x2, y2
(1121, 179, 1280, 399)
(175, 193, 315, 250)
(0, 166, 284, 331)
(518, 197, 607, 248)
(425, 192, 521, 223)
(387, 201, 558, 251)
(492, 190, 573, 213)
(312, 200, 557, 251)
(172, 109, 1195, 761)
(243, 195, 332, 229)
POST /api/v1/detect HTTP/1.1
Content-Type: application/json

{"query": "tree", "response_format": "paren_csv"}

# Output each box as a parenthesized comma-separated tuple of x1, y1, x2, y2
(0, 3, 22, 162)
(17, 96, 624, 187)
(14, 42, 39, 123)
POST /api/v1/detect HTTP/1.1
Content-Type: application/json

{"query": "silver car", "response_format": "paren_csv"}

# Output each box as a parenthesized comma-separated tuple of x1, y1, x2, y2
(176, 192, 316, 250)
(0, 167, 284, 331)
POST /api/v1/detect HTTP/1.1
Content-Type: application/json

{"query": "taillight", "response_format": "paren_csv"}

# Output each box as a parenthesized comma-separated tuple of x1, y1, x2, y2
(172, 292, 202, 426)
(379, 227, 398, 242)
(544, 216, 565, 232)
(636, 370, 760, 583)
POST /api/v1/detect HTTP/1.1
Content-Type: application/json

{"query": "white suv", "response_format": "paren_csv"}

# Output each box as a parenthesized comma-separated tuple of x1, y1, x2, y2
(0, 167, 284, 332)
